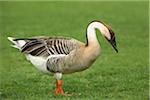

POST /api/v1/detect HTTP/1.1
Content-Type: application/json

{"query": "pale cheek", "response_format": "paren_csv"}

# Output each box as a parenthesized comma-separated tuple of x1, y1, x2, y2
(102, 29, 111, 40)
(105, 32, 111, 40)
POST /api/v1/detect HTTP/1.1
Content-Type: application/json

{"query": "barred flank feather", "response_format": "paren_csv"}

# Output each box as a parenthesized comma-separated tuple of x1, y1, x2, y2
(46, 54, 66, 73)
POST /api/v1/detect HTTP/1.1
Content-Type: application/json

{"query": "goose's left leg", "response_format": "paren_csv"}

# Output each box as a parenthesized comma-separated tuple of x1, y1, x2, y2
(54, 73, 64, 94)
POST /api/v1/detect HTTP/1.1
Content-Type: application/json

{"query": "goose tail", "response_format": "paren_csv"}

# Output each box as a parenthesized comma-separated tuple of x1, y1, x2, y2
(7, 37, 26, 50)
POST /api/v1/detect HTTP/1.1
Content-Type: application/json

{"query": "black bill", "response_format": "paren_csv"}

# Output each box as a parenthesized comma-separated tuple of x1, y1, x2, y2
(107, 29, 118, 53)
(109, 36, 118, 53)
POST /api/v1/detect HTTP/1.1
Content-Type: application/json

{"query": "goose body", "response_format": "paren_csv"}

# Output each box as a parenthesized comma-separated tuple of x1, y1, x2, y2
(8, 20, 118, 94)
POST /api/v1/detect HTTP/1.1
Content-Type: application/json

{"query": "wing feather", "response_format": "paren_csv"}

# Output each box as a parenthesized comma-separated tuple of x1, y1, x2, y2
(17, 36, 83, 57)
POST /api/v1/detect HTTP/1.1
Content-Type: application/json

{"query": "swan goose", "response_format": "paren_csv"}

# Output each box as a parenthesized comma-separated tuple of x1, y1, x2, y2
(8, 20, 118, 94)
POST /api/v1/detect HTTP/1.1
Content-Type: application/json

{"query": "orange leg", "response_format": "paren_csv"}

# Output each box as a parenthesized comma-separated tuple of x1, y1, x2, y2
(55, 80, 64, 94)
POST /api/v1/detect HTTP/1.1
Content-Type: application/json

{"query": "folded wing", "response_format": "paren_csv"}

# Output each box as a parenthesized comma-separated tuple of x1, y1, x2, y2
(13, 36, 82, 57)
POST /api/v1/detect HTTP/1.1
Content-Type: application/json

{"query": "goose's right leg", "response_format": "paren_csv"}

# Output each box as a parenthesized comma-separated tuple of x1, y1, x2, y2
(54, 73, 64, 94)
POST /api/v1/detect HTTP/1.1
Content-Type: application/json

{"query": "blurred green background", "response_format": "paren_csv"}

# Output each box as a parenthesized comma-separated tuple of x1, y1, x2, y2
(0, 1, 149, 100)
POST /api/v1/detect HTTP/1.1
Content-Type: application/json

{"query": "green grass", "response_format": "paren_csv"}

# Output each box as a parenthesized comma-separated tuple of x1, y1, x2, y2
(0, 1, 149, 100)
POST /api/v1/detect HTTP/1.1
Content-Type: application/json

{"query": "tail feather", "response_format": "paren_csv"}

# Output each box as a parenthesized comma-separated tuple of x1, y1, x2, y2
(7, 37, 16, 44)
(10, 44, 21, 49)
(7, 37, 26, 50)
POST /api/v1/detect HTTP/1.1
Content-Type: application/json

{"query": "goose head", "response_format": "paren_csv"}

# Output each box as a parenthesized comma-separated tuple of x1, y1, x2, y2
(87, 20, 118, 53)
(101, 21, 118, 53)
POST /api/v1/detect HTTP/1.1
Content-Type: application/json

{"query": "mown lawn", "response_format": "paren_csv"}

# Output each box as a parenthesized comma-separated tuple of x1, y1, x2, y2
(0, 1, 149, 100)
